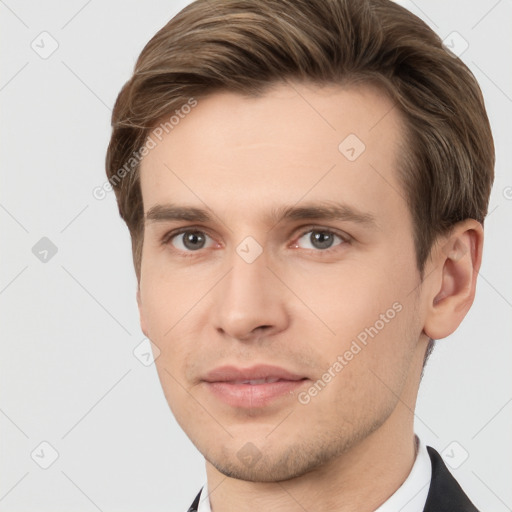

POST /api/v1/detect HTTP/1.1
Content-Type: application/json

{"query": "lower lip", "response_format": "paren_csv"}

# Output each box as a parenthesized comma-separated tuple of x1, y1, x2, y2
(204, 380, 308, 408)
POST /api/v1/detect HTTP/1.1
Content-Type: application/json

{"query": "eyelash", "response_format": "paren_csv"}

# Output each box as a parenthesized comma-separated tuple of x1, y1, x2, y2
(160, 226, 351, 256)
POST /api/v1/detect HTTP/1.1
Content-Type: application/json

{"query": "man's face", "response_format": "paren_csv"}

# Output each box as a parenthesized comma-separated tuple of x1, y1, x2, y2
(138, 82, 429, 481)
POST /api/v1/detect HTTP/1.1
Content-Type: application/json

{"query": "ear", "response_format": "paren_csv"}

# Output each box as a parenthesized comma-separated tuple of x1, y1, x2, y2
(137, 286, 149, 337)
(423, 220, 484, 340)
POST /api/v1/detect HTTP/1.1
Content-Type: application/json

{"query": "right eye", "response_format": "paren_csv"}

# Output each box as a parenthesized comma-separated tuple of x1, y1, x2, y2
(167, 230, 215, 252)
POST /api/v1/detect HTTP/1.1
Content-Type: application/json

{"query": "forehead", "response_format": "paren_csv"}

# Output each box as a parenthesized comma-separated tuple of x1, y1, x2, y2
(139, 82, 407, 225)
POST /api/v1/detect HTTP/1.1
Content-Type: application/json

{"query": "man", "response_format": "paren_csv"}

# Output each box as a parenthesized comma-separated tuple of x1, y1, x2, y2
(105, 0, 494, 510)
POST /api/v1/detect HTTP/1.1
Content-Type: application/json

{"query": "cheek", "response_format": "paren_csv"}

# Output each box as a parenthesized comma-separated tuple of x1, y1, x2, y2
(285, 257, 413, 339)
(139, 267, 208, 386)
(139, 259, 199, 337)
(307, 298, 419, 426)
(283, 249, 421, 392)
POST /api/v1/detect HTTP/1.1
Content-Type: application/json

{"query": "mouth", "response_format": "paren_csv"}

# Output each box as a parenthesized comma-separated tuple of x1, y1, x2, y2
(228, 377, 291, 385)
(202, 365, 309, 408)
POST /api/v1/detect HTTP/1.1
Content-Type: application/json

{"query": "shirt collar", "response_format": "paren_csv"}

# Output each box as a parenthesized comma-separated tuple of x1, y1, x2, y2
(374, 435, 432, 512)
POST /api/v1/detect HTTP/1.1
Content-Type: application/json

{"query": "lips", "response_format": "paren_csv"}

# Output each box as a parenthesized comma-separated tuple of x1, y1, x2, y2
(230, 377, 282, 385)
(202, 364, 309, 408)
(202, 364, 307, 383)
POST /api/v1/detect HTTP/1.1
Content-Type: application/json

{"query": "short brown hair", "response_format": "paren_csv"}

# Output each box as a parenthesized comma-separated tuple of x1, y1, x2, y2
(106, 0, 494, 286)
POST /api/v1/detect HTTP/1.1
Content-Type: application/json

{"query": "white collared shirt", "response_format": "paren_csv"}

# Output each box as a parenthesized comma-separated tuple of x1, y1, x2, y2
(197, 436, 432, 512)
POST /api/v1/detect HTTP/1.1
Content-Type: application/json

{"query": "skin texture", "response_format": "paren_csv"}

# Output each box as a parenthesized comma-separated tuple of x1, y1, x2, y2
(137, 82, 483, 512)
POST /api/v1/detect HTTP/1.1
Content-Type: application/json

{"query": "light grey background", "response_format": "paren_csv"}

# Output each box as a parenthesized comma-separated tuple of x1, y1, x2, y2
(1, 0, 511, 511)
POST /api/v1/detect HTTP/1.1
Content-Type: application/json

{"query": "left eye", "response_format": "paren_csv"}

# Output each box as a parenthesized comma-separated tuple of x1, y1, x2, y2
(295, 230, 345, 250)
(170, 230, 215, 251)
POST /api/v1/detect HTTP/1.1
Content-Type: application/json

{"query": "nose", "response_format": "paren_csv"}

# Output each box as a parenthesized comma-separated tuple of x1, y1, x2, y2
(212, 249, 290, 342)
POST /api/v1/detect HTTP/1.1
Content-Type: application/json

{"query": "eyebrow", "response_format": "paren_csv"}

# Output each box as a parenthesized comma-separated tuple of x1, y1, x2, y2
(145, 204, 210, 223)
(145, 201, 378, 229)
(268, 202, 377, 229)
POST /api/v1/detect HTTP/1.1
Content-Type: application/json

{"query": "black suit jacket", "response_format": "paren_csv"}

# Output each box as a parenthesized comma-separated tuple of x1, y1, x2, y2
(187, 446, 479, 511)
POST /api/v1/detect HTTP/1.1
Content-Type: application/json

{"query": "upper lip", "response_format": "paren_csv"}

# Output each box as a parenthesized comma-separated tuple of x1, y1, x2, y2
(202, 364, 307, 383)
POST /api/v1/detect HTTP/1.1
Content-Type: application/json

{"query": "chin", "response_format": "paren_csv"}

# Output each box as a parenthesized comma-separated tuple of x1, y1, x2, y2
(203, 438, 348, 483)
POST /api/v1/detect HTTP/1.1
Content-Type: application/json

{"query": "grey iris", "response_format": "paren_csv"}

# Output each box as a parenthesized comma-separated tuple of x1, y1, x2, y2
(311, 231, 334, 249)
(183, 231, 206, 250)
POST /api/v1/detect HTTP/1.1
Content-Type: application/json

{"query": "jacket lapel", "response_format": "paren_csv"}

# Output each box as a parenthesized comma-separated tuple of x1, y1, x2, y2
(187, 488, 201, 512)
(423, 446, 479, 511)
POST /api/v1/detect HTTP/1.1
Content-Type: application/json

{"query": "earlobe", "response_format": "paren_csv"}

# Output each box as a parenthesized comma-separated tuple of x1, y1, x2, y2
(423, 221, 483, 340)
